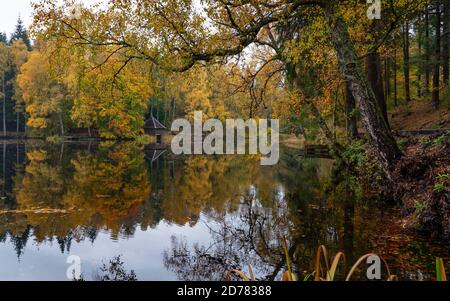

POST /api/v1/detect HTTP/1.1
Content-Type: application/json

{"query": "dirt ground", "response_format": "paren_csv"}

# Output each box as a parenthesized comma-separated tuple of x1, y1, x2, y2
(392, 135, 450, 239)
(389, 101, 450, 131)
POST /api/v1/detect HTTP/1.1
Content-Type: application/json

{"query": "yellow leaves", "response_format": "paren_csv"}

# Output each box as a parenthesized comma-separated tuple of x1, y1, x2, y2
(273, 88, 303, 119)
(0, 42, 10, 75)
(18, 50, 63, 129)
(27, 117, 48, 129)
(70, 55, 153, 138)
(177, 65, 235, 121)
(316, 94, 334, 117)
(10, 40, 29, 68)
(26, 150, 47, 162)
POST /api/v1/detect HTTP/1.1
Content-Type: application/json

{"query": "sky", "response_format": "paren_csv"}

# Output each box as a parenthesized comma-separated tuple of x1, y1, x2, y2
(0, 0, 102, 38)
(0, 0, 34, 36)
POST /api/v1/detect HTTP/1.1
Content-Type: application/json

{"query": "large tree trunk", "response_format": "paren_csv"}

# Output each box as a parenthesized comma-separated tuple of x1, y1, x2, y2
(365, 52, 389, 128)
(432, 2, 441, 109)
(324, 3, 401, 174)
(443, 0, 450, 86)
(345, 81, 358, 140)
(402, 21, 412, 103)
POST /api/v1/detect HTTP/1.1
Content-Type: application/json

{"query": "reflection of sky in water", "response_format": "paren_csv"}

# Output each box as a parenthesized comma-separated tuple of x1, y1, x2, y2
(0, 217, 214, 281)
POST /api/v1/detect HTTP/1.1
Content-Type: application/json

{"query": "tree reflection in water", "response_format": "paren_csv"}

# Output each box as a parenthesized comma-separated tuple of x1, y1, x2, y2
(0, 142, 446, 280)
(163, 150, 343, 281)
(0, 141, 152, 256)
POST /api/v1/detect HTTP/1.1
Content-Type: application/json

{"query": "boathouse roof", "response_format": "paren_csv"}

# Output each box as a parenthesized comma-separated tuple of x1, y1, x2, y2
(144, 116, 167, 130)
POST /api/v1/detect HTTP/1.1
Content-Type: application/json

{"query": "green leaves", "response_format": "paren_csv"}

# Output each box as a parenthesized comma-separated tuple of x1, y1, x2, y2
(434, 173, 449, 192)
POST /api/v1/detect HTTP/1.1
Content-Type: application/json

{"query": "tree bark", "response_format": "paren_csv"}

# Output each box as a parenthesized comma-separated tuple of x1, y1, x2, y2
(384, 57, 390, 103)
(345, 81, 358, 140)
(432, 2, 441, 109)
(443, 0, 450, 86)
(365, 52, 389, 128)
(402, 21, 412, 103)
(286, 62, 297, 91)
(324, 3, 401, 174)
(426, 6, 431, 95)
(394, 48, 398, 107)
(417, 18, 423, 98)
(59, 112, 65, 136)
(172, 98, 176, 122)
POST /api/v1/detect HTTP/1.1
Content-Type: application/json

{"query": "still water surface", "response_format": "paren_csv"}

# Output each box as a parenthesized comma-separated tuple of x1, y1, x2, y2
(0, 141, 448, 280)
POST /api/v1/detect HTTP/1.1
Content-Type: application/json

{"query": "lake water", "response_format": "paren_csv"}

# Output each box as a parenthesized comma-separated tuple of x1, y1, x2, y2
(0, 141, 448, 281)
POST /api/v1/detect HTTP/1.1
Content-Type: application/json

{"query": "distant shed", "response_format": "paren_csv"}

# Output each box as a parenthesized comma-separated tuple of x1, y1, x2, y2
(144, 116, 168, 144)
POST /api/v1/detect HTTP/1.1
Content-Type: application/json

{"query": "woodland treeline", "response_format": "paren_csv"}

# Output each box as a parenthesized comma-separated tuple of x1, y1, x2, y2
(0, 19, 31, 135)
(0, 0, 449, 174)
